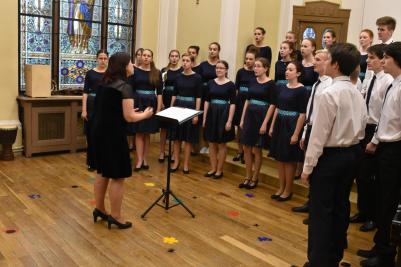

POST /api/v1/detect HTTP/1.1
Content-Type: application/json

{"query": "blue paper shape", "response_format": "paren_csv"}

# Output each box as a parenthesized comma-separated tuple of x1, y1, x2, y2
(28, 194, 41, 199)
(245, 193, 254, 198)
(258, 236, 272, 242)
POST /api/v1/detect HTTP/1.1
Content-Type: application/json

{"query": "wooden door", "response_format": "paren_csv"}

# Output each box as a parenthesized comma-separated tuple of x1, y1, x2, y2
(293, 1, 350, 50)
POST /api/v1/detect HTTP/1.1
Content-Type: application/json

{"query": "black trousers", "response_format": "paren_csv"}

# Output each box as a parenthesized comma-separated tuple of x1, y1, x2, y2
(356, 124, 378, 221)
(308, 145, 361, 267)
(373, 141, 401, 260)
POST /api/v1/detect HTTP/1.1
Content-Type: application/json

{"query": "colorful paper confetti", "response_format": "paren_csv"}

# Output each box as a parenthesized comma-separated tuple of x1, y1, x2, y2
(163, 237, 179, 244)
(192, 196, 198, 199)
(88, 199, 96, 206)
(245, 193, 254, 198)
(71, 185, 79, 188)
(258, 236, 272, 242)
(167, 248, 175, 253)
(144, 182, 156, 187)
(28, 194, 41, 199)
(3, 228, 18, 234)
(228, 211, 240, 217)
(253, 223, 260, 227)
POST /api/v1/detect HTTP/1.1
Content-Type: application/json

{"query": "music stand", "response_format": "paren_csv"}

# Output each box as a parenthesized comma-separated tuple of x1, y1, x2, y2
(141, 107, 203, 218)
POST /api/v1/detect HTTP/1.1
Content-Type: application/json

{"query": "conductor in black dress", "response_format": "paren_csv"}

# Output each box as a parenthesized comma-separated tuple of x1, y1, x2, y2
(92, 53, 153, 230)
(301, 43, 367, 267)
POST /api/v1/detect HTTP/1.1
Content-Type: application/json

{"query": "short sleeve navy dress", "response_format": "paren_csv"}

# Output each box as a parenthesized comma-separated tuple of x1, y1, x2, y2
(127, 67, 162, 134)
(302, 65, 319, 91)
(275, 60, 290, 86)
(171, 73, 203, 144)
(269, 85, 308, 162)
(93, 80, 134, 178)
(240, 79, 276, 148)
(161, 67, 183, 108)
(204, 80, 236, 143)
(246, 44, 272, 64)
(233, 68, 255, 126)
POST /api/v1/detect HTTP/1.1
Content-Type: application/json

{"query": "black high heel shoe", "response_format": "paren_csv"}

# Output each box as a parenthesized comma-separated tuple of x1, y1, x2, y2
(204, 171, 216, 177)
(183, 169, 190, 174)
(232, 153, 243, 161)
(93, 208, 108, 223)
(276, 193, 293, 202)
(170, 163, 180, 172)
(141, 162, 149, 170)
(238, 178, 250, 188)
(107, 215, 132, 230)
(158, 154, 166, 163)
(246, 179, 258, 189)
(213, 172, 223, 179)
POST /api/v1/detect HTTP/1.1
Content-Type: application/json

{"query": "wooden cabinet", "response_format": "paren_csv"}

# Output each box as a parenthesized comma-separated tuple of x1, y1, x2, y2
(17, 96, 86, 157)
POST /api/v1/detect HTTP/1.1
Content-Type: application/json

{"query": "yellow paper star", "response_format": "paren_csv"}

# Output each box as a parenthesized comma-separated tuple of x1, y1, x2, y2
(163, 237, 179, 244)
(144, 182, 155, 187)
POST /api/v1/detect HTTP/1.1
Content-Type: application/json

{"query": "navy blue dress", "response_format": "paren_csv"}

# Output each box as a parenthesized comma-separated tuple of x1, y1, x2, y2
(233, 68, 255, 126)
(275, 60, 290, 86)
(240, 79, 276, 148)
(127, 67, 162, 134)
(246, 44, 272, 64)
(199, 61, 217, 101)
(269, 85, 308, 162)
(204, 80, 236, 143)
(192, 64, 201, 75)
(161, 67, 183, 108)
(93, 80, 134, 178)
(171, 73, 203, 144)
(83, 69, 104, 169)
(360, 53, 368, 82)
(302, 65, 319, 91)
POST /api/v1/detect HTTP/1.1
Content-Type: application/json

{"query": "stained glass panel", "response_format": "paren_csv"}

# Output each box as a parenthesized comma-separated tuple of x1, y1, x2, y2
(108, 0, 134, 25)
(107, 25, 132, 54)
(20, 0, 52, 16)
(303, 27, 316, 40)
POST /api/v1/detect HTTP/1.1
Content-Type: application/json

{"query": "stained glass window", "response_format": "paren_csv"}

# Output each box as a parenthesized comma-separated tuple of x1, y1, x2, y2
(19, 0, 53, 90)
(19, 0, 137, 92)
(303, 27, 316, 40)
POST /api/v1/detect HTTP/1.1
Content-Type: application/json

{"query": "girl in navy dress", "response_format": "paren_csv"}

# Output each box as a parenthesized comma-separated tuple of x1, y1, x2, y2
(269, 61, 308, 201)
(128, 49, 162, 171)
(203, 60, 236, 179)
(232, 49, 256, 163)
(275, 41, 296, 86)
(277, 31, 303, 62)
(92, 52, 153, 229)
(323, 29, 337, 49)
(245, 27, 272, 65)
(159, 50, 182, 162)
(359, 29, 374, 82)
(239, 58, 276, 189)
(170, 53, 202, 173)
(199, 42, 220, 153)
(301, 38, 319, 90)
(188, 45, 201, 74)
(134, 48, 144, 68)
(82, 49, 108, 171)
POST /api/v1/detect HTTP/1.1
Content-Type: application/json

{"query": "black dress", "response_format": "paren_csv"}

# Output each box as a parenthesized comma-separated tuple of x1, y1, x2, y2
(204, 80, 236, 143)
(246, 44, 272, 64)
(161, 67, 183, 108)
(199, 61, 217, 101)
(277, 49, 303, 62)
(240, 79, 276, 148)
(275, 60, 290, 86)
(171, 73, 203, 144)
(83, 69, 104, 169)
(269, 85, 308, 162)
(127, 67, 162, 134)
(359, 53, 368, 82)
(233, 68, 255, 126)
(302, 65, 319, 91)
(192, 64, 201, 75)
(93, 80, 134, 178)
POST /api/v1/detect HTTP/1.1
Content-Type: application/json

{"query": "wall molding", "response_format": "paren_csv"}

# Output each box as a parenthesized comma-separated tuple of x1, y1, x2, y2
(0, 120, 21, 128)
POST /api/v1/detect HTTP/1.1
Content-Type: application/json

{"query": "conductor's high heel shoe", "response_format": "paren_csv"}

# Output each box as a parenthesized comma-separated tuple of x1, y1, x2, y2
(93, 208, 108, 223)
(107, 215, 132, 230)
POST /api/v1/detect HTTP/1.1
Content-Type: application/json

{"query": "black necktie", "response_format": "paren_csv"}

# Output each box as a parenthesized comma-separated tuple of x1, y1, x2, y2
(365, 75, 376, 110)
(306, 79, 321, 123)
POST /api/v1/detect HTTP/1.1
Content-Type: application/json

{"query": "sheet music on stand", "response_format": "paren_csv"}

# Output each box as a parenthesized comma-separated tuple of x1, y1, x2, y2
(156, 107, 202, 125)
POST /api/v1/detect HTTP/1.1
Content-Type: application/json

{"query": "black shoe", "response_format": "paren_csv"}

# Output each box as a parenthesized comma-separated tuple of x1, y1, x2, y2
(360, 220, 376, 232)
(271, 193, 281, 199)
(213, 172, 223, 179)
(276, 193, 293, 202)
(294, 175, 301, 180)
(357, 248, 377, 258)
(158, 155, 166, 163)
(183, 169, 190, 174)
(303, 217, 309, 225)
(87, 166, 95, 172)
(233, 153, 243, 161)
(93, 208, 108, 223)
(190, 151, 198, 156)
(107, 215, 132, 230)
(133, 166, 142, 172)
(238, 178, 250, 188)
(360, 256, 395, 267)
(246, 179, 258, 189)
(292, 202, 309, 213)
(350, 213, 366, 223)
(170, 164, 180, 172)
(204, 171, 216, 177)
(141, 162, 149, 170)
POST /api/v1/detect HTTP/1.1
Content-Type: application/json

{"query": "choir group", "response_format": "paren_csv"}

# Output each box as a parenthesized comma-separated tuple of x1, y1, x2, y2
(82, 15, 400, 267)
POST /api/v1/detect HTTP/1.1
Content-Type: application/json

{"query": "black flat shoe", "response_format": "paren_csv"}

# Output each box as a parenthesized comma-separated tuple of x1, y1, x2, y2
(87, 166, 95, 172)
(357, 248, 377, 258)
(292, 202, 309, 213)
(303, 217, 309, 225)
(141, 162, 149, 170)
(271, 193, 281, 199)
(276, 193, 293, 202)
(233, 153, 243, 162)
(133, 166, 142, 172)
(246, 179, 258, 189)
(170, 164, 180, 172)
(107, 215, 132, 230)
(360, 220, 376, 232)
(204, 171, 216, 177)
(93, 208, 108, 223)
(213, 172, 223, 179)
(350, 212, 366, 223)
(238, 178, 250, 188)
(158, 156, 166, 163)
(183, 169, 190, 174)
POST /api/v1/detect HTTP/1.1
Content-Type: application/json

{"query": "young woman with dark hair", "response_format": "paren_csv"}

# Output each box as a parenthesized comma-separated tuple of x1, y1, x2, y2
(323, 29, 337, 49)
(188, 45, 201, 74)
(359, 29, 374, 82)
(92, 52, 153, 229)
(245, 27, 272, 64)
(82, 49, 109, 171)
(275, 41, 296, 86)
(301, 38, 319, 90)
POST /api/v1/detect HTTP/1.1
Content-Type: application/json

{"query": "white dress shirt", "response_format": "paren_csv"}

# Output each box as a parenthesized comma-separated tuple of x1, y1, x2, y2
(303, 76, 368, 175)
(302, 75, 332, 139)
(361, 70, 393, 125)
(371, 74, 401, 144)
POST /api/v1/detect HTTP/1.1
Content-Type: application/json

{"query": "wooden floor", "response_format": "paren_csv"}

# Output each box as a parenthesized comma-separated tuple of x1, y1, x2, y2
(0, 144, 374, 267)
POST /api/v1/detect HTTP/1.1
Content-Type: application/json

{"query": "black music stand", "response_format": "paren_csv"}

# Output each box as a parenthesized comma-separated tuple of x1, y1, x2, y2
(141, 107, 202, 218)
